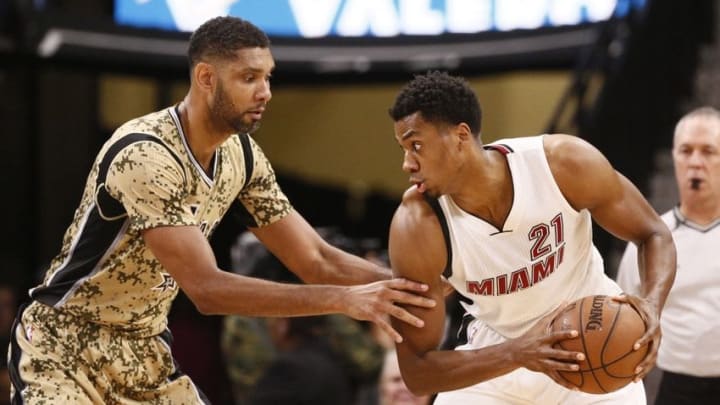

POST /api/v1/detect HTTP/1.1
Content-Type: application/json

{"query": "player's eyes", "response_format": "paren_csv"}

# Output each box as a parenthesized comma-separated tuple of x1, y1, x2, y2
(412, 142, 421, 152)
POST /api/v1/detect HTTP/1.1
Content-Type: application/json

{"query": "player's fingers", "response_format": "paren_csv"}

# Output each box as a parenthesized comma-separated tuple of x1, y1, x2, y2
(545, 329, 579, 344)
(386, 278, 430, 292)
(548, 346, 585, 363)
(373, 315, 404, 343)
(610, 294, 629, 303)
(387, 289, 437, 309)
(634, 346, 658, 376)
(542, 358, 580, 372)
(633, 332, 653, 351)
(634, 364, 654, 382)
(386, 304, 426, 328)
(633, 322, 659, 350)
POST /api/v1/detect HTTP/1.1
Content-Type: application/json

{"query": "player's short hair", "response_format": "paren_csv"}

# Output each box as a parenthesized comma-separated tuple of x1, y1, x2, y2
(188, 16, 270, 71)
(389, 70, 482, 137)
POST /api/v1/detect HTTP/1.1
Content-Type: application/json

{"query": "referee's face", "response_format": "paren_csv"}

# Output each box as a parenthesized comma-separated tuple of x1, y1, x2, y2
(672, 117, 720, 203)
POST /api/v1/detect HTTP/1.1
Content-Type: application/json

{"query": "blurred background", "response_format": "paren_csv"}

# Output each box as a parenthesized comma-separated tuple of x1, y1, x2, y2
(0, 0, 716, 402)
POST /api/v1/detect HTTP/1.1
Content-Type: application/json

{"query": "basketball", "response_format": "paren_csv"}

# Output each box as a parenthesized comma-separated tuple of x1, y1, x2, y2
(550, 295, 647, 394)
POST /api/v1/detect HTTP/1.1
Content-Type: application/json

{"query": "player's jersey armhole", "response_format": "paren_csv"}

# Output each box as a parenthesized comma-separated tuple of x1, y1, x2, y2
(226, 133, 257, 228)
(238, 133, 255, 189)
(424, 196, 453, 279)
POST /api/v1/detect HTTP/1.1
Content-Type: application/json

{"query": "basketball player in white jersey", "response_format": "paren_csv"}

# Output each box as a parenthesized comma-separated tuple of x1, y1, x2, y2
(8, 17, 435, 404)
(386, 71, 677, 404)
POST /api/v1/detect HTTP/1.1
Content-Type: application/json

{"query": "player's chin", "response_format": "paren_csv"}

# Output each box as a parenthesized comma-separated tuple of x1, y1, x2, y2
(424, 189, 442, 199)
(234, 120, 260, 134)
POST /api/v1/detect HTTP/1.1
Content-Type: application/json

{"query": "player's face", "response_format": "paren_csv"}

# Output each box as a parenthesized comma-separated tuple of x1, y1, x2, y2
(672, 117, 720, 203)
(210, 47, 273, 134)
(394, 112, 462, 198)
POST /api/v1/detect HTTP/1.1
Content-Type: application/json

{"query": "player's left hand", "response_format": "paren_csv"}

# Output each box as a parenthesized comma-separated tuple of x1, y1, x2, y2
(612, 294, 661, 381)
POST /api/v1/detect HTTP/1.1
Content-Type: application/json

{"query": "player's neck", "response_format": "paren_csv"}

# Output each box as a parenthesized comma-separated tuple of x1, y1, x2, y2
(451, 150, 513, 228)
(177, 97, 227, 170)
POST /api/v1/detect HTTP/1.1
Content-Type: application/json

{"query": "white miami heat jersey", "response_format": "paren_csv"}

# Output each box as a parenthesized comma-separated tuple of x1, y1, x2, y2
(432, 135, 622, 338)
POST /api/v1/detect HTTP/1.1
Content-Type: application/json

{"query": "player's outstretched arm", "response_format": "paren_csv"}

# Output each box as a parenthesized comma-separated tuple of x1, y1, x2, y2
(143, 224, 435, 342)
(544, 134, 677, 381)
(388, 189, 582, 395)
(250, 210, 391, 285)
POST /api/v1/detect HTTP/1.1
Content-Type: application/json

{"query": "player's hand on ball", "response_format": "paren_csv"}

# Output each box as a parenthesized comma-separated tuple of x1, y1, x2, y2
(342, 278, 436, 343)
(612, 294, 661, 381)
(509, 304, 584, 391)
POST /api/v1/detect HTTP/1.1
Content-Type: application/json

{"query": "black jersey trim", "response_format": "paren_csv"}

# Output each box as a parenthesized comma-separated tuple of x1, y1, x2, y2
(425, 197, 453, 279)
(239, 133, 254, 189)
(228, 200, 259, 228)
(30, 134, 181, 306)
(226, 133, 257, 228)
(455, 312, 475, 347)
(484, 143, 514, 154)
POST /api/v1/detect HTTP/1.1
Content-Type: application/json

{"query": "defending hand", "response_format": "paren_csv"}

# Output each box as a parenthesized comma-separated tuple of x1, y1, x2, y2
(342, 278, 436, 343)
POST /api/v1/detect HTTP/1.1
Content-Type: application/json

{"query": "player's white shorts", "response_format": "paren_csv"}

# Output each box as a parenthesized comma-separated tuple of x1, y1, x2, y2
(434, 318, 646, 405)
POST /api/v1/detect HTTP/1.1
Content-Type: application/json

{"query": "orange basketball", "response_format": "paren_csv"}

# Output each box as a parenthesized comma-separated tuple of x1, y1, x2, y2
(550, 295, 647, 394)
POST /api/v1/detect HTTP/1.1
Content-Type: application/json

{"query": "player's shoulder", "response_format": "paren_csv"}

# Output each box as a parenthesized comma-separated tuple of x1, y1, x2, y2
(391, 189, 447, 278)
(542, 134, 608, 174)
(114, 108, 175, 138)
(394, 188, 442, 235)
(103, 108, 180, 159)
(542, 134, 599, 160)
(398, 187, 433, 217)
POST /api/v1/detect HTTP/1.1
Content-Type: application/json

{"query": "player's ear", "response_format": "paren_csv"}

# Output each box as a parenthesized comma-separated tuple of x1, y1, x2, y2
(456, 122, 472, 147)
(193, 62, 216, 92)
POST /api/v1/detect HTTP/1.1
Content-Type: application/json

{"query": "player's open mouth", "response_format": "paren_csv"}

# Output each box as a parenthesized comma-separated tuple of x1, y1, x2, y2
(247, 110, 264, 120)
(413, 181, 426, 193)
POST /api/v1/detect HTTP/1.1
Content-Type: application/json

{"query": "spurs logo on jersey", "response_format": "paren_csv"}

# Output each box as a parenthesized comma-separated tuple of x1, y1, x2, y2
(29, 106, 292, 337)
(432, 136, 623, 338)
(153, 273, 178, 292)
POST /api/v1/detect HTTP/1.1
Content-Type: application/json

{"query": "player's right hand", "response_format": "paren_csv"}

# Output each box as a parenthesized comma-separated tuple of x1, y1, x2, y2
(341, 278, 436, 344)
(509, 304, 585, 391)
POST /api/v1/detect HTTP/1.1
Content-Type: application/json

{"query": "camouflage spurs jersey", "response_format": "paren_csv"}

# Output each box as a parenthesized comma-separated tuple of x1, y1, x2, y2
(28, 106, 292, 338)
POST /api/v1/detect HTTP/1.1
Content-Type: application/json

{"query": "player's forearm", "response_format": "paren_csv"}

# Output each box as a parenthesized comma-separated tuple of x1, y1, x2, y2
(186, 270, 346, 317)
(399, 344, 521, 395)
(637, 231, 677, 311)
(308, 245, 391, 285)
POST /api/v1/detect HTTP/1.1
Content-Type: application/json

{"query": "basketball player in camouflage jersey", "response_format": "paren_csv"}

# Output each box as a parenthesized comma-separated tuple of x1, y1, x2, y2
(386, 72, 676, 404)
(8, 17, 435, 404)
